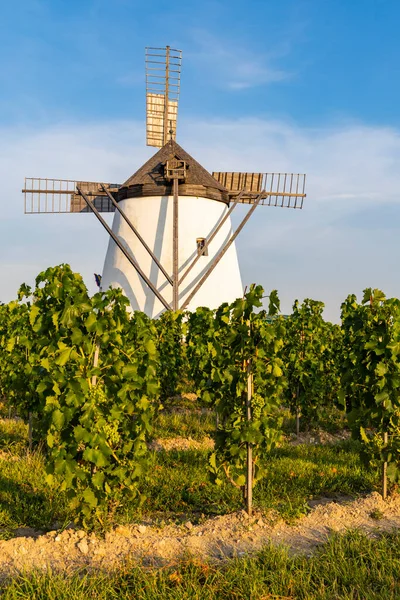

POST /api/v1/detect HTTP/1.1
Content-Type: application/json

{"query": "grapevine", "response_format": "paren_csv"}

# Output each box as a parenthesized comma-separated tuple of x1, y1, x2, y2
(281, 299, 343, 433)
(4, 264, 160, 526)
(341, 288, 400, 497)
(187, 285, 285, 514)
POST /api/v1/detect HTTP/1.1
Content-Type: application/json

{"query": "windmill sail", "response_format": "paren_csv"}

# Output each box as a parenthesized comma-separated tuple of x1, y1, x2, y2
(212, 171, 306, 208)
(145, 46, 182, 147)
(22, 178, 119, 214)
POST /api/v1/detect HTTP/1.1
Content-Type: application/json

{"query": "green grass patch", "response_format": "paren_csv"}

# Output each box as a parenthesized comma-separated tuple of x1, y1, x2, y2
(0, 418, 28, 456)
(139, 449, 241, 519)
(282, 404, 348, 435)
(123, 439, 376, 524)
(2, 529, 400, 599)
(0, 417, 71, 538)
(153, 409, 216, 440)
(0, 451, 71, 539)
(255, 441, 375, 521)
(154, 405, 347, 441)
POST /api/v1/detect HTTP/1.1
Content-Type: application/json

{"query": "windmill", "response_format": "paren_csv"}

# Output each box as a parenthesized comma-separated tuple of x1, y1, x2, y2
(22, 46, 306, 317)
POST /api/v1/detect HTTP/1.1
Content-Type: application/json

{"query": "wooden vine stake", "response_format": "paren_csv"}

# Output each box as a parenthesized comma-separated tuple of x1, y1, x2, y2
(246, 358, 253, 516)
(91, 343, 100, 386)
(382, 431, 388, 500)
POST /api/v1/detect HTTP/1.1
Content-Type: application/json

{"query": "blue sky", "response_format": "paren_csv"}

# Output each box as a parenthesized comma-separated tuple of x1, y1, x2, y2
(1, 0, 400, 321)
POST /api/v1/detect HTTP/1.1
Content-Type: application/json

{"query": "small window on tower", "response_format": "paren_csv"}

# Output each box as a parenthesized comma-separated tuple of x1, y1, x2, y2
(196, 238, 208, 257)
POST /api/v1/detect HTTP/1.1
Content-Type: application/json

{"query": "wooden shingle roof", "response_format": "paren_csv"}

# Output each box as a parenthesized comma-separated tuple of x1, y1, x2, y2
(118, 140, 229, 204)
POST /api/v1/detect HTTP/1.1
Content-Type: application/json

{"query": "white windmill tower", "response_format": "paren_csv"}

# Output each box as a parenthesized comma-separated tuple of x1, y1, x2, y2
(22, 46, 306, 317)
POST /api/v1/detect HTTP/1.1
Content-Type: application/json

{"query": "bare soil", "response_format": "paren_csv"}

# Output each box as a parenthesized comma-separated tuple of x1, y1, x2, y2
(1, 492, 400, 577)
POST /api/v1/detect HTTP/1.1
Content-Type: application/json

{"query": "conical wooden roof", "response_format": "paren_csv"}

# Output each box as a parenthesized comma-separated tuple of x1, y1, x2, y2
(118, 140, 229, 204)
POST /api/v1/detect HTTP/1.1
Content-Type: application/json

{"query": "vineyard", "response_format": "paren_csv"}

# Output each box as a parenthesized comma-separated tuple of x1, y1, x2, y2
(1, 264, 400, 595)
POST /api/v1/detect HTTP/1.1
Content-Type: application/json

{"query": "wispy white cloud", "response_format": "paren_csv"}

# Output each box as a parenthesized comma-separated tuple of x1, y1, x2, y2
(187, 31, 291, 90)
(1, 116, 400, 321)
(183, 117, 400, 204)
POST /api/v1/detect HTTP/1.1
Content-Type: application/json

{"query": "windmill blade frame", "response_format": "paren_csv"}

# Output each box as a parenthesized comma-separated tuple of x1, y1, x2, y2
(22, 178, 120, 214)
(212, 171, 306, 209)
(145, 46, 182, 148)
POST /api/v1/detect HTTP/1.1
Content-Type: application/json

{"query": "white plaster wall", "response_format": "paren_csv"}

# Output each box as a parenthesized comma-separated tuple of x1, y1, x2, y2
(101, 195, 243, 317)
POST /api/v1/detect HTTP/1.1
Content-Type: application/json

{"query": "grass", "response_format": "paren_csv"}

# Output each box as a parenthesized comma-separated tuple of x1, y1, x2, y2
(154, 405, 348, 441)
(0, 418, 29, 456)
(282, 405, 348, 435)
(0, 418, 71, 539)
(153, 408, 216, 440)
(1, 529, 400, 599)
(0, 450, 71, 539)
(133, 440, 376, 524)
(0, 415, 378, 534)
(255, 441, 375, 521)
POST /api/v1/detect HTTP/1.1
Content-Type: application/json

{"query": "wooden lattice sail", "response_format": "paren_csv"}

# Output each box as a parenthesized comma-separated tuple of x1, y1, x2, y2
(22, 179, 119, 213)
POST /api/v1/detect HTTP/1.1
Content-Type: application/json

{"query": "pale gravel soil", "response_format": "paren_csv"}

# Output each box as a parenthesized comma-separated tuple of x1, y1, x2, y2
(1, 492, 400, 577)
